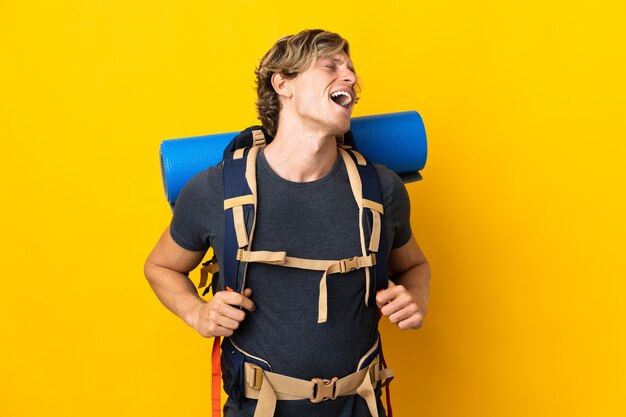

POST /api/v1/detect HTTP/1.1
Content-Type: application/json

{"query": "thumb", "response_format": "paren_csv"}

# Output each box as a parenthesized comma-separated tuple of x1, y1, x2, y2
(376, 280, 396, 308)
(243, 288, 253, 298)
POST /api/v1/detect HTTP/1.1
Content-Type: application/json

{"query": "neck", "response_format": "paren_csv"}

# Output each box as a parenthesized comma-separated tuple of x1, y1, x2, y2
(264, 123, 340, 183)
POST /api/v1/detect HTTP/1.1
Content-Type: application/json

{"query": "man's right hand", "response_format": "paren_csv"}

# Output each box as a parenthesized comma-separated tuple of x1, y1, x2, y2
(188, 288, 256, 337)
(145, 226, 257, 338)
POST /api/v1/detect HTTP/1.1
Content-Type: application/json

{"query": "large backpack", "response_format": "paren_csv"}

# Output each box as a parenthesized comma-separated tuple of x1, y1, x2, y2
(198, 126, 393, 417)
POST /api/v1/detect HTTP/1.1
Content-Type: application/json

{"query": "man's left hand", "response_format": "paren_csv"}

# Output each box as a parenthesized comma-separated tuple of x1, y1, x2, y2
(376, 280, 426, 330)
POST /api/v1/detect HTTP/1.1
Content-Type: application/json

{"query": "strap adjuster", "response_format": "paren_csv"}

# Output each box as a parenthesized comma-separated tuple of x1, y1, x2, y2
(310, 377, 338, 403)
(201, 260, 219, 275)
(199, 258, 219, 289)
(252, 130, 266, 147)
(339, 257, 360, 273)
(246, 363, 264, 390)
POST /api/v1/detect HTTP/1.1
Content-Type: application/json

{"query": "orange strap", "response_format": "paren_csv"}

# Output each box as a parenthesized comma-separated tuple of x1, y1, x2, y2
(385, 382, 393, 417)
(212, 287, 235, 416)
(211, 336, 222, 417)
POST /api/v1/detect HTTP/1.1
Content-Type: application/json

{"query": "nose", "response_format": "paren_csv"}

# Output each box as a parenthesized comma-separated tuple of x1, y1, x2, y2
(341, 68, 357, 86)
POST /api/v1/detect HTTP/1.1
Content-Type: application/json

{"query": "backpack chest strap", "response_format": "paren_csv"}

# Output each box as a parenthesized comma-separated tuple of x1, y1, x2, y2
(237, 249, 376, 323)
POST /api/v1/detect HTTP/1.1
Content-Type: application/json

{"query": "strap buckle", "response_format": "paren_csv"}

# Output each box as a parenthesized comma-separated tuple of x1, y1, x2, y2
(310, 377, 338, 403)
(368, 355, 394, 388)
(201, 259, 219, 275)
(199, 258, 219, 289)
(236, 249, 253, 263)
(246, 363, 264, 390)
(339, 257, 360, 273)
(252, 130, 266, 147)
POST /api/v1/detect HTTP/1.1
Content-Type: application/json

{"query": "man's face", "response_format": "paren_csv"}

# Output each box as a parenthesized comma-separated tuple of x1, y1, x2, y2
(285, 51, 357, 136)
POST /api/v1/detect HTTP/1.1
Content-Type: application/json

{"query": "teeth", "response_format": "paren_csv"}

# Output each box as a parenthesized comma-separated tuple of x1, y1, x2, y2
(330, 91, 353, 107)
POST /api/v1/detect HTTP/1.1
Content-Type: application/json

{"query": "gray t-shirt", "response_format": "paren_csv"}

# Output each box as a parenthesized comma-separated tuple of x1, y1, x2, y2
(171, 150, 412, 416)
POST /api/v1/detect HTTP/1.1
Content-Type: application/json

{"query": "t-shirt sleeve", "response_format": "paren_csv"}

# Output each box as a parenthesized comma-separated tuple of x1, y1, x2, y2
(169, 169, 216, 252)
(376, 164, 413, 249)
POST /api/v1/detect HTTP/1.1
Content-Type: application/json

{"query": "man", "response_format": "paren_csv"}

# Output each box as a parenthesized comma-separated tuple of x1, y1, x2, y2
(145, 29, 431, 417)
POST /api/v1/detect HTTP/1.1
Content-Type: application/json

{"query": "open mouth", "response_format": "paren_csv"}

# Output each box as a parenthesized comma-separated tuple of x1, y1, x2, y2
(330, 90, 353, 108)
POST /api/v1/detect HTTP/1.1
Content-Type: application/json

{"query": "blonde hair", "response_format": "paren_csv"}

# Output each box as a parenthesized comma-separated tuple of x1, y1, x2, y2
(255, 29, 358, 136)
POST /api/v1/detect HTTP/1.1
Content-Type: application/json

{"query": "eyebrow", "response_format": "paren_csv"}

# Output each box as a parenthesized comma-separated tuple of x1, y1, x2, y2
(322, 57, 356, 74)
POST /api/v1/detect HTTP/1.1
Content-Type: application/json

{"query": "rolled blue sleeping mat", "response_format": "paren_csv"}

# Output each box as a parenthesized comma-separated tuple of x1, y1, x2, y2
(160, 110, 427, 207)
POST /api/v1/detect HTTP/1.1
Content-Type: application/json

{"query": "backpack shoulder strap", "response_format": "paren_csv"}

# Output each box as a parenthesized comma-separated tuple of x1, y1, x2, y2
(339, 147, 388, 307)
(221, 128, 266, 292)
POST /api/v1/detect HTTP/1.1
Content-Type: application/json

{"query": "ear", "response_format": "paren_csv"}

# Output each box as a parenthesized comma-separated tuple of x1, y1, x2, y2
(271, 72, 292, 98)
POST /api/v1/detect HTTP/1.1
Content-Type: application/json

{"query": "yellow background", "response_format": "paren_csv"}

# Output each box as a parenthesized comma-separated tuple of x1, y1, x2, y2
(1, 1, 624, 416)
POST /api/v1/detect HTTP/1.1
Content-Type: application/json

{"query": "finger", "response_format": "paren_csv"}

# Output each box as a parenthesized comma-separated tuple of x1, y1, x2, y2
(218, 291, 256, 312)
(379, 291, 412, 316)
(215, 315, 242, 330)
(376, 283, 402, 308)
(388, 303, 421, 325)
(213, 301, 247, 322)
(397, 314, 423, 330)
(210, 325, 234, 337)
(239, 293, 256, 312)
(376, 289, 392, 308)
(243, 288, 253, 297)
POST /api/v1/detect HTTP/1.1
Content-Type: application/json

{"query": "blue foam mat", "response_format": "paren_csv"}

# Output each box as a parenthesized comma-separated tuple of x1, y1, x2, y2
(160, 110, 427, 206)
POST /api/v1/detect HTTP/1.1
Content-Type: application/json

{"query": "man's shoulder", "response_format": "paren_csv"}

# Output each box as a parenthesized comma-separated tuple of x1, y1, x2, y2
(372, 163, 410, 217)
(185, 165, 222, 191)
(175, 165, 224, 208)
(374, 164, 404, 192)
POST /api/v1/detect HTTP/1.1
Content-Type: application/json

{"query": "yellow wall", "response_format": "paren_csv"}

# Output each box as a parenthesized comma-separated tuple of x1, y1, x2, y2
(1, 1, 624, 416)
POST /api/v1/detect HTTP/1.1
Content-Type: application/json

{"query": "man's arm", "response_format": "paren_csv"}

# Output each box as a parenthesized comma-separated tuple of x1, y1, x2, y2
(376, 235, 431, 329)
(144, 226, 255, 337)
